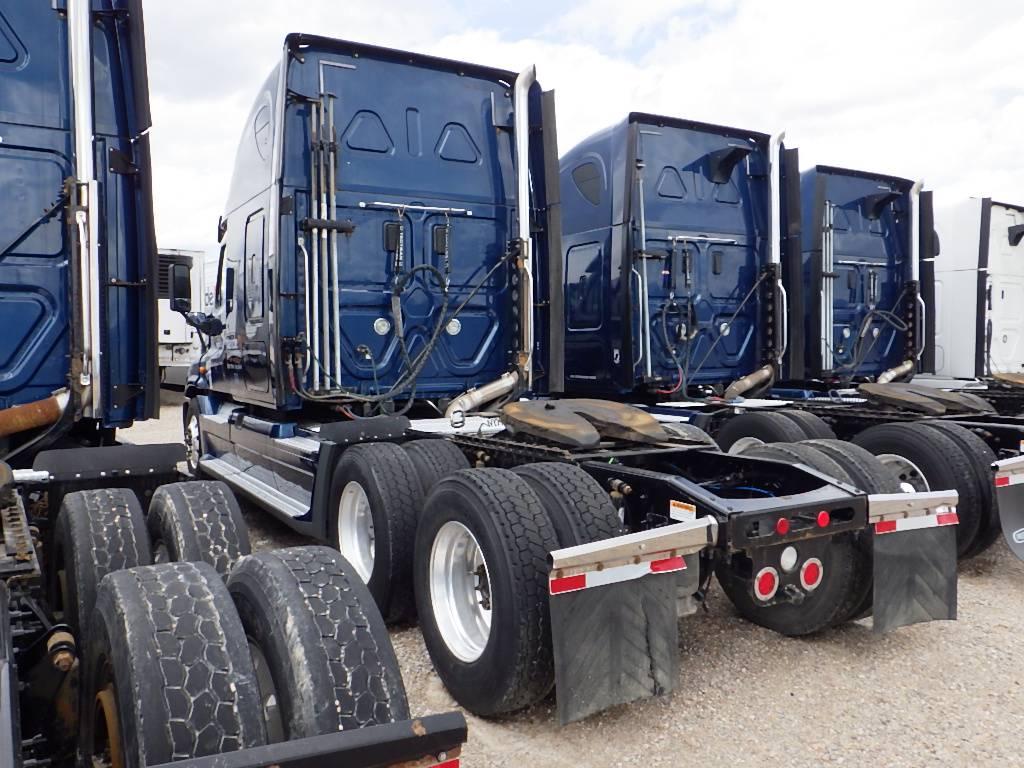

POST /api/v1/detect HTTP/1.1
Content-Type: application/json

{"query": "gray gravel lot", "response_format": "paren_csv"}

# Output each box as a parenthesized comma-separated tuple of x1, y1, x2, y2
(126, 401, 1024, 767)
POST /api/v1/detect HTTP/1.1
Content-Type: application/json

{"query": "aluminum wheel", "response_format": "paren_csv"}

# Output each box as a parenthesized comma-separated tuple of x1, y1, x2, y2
(337, 481, 375, 582)
(876, 453, 930, 493)
(428, 521, 492, 663)
(184, 411, 201, 475)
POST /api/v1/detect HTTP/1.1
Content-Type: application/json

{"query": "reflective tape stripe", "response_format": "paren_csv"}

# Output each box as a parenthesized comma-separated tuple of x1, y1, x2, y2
(549, 554, 686, 595)
(995, 473, 1023, 488)
(874, 511, 959, 535)
(435, 760, 460, 768)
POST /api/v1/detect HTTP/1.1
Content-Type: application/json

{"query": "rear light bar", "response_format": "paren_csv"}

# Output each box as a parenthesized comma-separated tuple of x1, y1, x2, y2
(867, 490, 959, 535)
(548, 516, 717, 595)
(994, 456, 1024, 488)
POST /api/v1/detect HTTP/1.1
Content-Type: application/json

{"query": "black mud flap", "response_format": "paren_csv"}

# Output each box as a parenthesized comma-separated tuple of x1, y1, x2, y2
(994, 457, 1024, 560)
(872, 525, 957, 633)
(550, 571, 679, 725)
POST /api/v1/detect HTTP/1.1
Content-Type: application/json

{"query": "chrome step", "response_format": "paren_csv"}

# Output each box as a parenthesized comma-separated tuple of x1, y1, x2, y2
(200, 455, 310, 519)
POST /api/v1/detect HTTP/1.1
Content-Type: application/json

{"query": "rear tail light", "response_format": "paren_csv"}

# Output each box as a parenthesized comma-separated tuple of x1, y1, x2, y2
(816, 510, 831, 528)
(800, 558, 824, 591)
(774, 517, 790, 535)
(754, 566, 779, 601)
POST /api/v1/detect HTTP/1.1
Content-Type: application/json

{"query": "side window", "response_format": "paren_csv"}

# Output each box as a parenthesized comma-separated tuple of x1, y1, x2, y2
(566, 242, 603, 331)
(572, 161, 603, 206)
(244, 211, 265, 319)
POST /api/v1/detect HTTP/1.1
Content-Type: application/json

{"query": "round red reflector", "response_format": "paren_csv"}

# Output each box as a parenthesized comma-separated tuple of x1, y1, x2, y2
(775, 517, 790, 536)
(800, 558, 824, 591)
(754, 567, 779, 601)
(816, 510, 831, 528)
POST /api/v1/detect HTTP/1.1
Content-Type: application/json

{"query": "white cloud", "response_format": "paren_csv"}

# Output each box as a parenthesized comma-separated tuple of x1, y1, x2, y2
(143, 0, 1024, 251)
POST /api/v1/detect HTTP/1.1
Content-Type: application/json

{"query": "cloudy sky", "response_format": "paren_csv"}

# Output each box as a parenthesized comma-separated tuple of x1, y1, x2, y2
(143, 0, 1024, 253)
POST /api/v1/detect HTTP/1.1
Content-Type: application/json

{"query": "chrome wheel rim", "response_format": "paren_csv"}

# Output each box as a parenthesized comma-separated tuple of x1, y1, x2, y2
(338, 481, 375, 582)
(877, 453, 930, 493)
(429, 521, 492, 663)
(185, 414, 201, 473)
(730, 436, 764, 455)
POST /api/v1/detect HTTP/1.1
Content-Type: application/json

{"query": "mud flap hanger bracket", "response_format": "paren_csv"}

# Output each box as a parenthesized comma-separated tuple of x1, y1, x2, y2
(547, 517, 717, 724)
(867, 490, 959, 634)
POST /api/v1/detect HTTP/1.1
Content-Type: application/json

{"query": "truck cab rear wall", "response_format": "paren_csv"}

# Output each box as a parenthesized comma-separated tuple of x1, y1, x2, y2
(204, 36, 556, 412)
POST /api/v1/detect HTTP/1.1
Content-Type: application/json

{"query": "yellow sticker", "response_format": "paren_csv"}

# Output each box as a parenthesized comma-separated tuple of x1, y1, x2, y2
(669, 499, 697, 522)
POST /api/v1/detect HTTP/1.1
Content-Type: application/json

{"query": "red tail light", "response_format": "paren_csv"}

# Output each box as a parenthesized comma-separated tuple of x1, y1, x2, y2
(816, 510, 831, 528)
(775, 517, 790, 535)
(800, 558, 824, 591)
(754, 567, 779, 601)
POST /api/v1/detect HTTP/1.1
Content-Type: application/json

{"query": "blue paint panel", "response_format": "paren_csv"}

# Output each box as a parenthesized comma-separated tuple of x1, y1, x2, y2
(560, 114, 772, 395)
(0, 4, 72, 410)
(799, 166, 913, 379)
(0, 1, 159, 426)
(213, 37, 548, 408)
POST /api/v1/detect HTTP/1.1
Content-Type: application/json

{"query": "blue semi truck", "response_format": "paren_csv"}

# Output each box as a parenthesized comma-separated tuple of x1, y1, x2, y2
(557, 112, 1024, 561)
(179, 45, 965, 726)
(0, 4, 466, 767)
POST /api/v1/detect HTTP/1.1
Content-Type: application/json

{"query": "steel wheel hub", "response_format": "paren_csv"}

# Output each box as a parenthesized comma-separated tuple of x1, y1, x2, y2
(429, 521, 492, 663)
(876, 453, 930, 493)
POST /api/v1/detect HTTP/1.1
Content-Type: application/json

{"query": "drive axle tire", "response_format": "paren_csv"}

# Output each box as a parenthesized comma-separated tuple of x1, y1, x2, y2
(853, 422, 983, 557)
(81, 562, 266, 767)
(778, 410, 837, 440)
(228, 546, 409, 740)
(801, 439, 902, 623)
(328, 442, 423, 624)
(919, 421, 1001, 558)
(414, 469, 559, 716)
(50, 488, 151, 645)
(715, 412, 807, 453)
(800, 439, 901, 495)
(513, 462, 622, 547)
(147, 481, 250, 575)
(402, 439, 471, 495)
(716, 533, 861, 637)
(740, 443, 854, 486)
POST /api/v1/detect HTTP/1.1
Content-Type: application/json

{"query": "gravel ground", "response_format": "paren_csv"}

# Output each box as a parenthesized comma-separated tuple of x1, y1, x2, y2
(125, 399, 1024, 767)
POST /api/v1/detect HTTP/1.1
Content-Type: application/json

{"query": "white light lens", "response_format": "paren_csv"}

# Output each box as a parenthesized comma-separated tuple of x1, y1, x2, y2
(780, 546, 798, 573)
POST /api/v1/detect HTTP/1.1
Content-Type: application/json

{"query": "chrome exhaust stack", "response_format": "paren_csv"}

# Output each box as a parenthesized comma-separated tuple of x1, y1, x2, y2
(768, 131, 788, 366)
(446, 65, 536, 426)
(514, 65, 537, 389)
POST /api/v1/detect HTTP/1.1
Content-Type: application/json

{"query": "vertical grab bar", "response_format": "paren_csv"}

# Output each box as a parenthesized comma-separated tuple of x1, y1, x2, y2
(318, 95, 331, 389)
(328, 95, 342, 390)
(310, 100, 321, 390)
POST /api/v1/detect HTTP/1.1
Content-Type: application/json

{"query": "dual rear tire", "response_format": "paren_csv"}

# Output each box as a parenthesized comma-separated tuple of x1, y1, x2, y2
(414, 463, 620, 716)
(56, 482, 407, 766)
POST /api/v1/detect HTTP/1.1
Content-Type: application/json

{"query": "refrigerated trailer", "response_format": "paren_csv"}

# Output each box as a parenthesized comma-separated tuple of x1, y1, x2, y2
(181, 71, 966, 728)
(555, 115, 1024, 561)
(157, 249, 204, 388)
(0, 4, 465, 767)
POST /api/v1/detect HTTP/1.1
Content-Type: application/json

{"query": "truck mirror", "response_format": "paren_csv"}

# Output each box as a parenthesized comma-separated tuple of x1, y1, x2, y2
(169, 263, 192, 314)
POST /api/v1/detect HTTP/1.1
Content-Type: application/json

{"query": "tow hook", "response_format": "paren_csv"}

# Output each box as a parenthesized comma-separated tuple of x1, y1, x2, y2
(782, 584, 805, 605)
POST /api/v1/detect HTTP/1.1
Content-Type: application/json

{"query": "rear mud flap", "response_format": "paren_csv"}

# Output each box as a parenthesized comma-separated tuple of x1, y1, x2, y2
(550, 571, 679, 725)
(867, 491, 959, 633)
(994, 456, 1024, 560)
(546, 517, 717, 724)
(872, 525, 957, 633)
